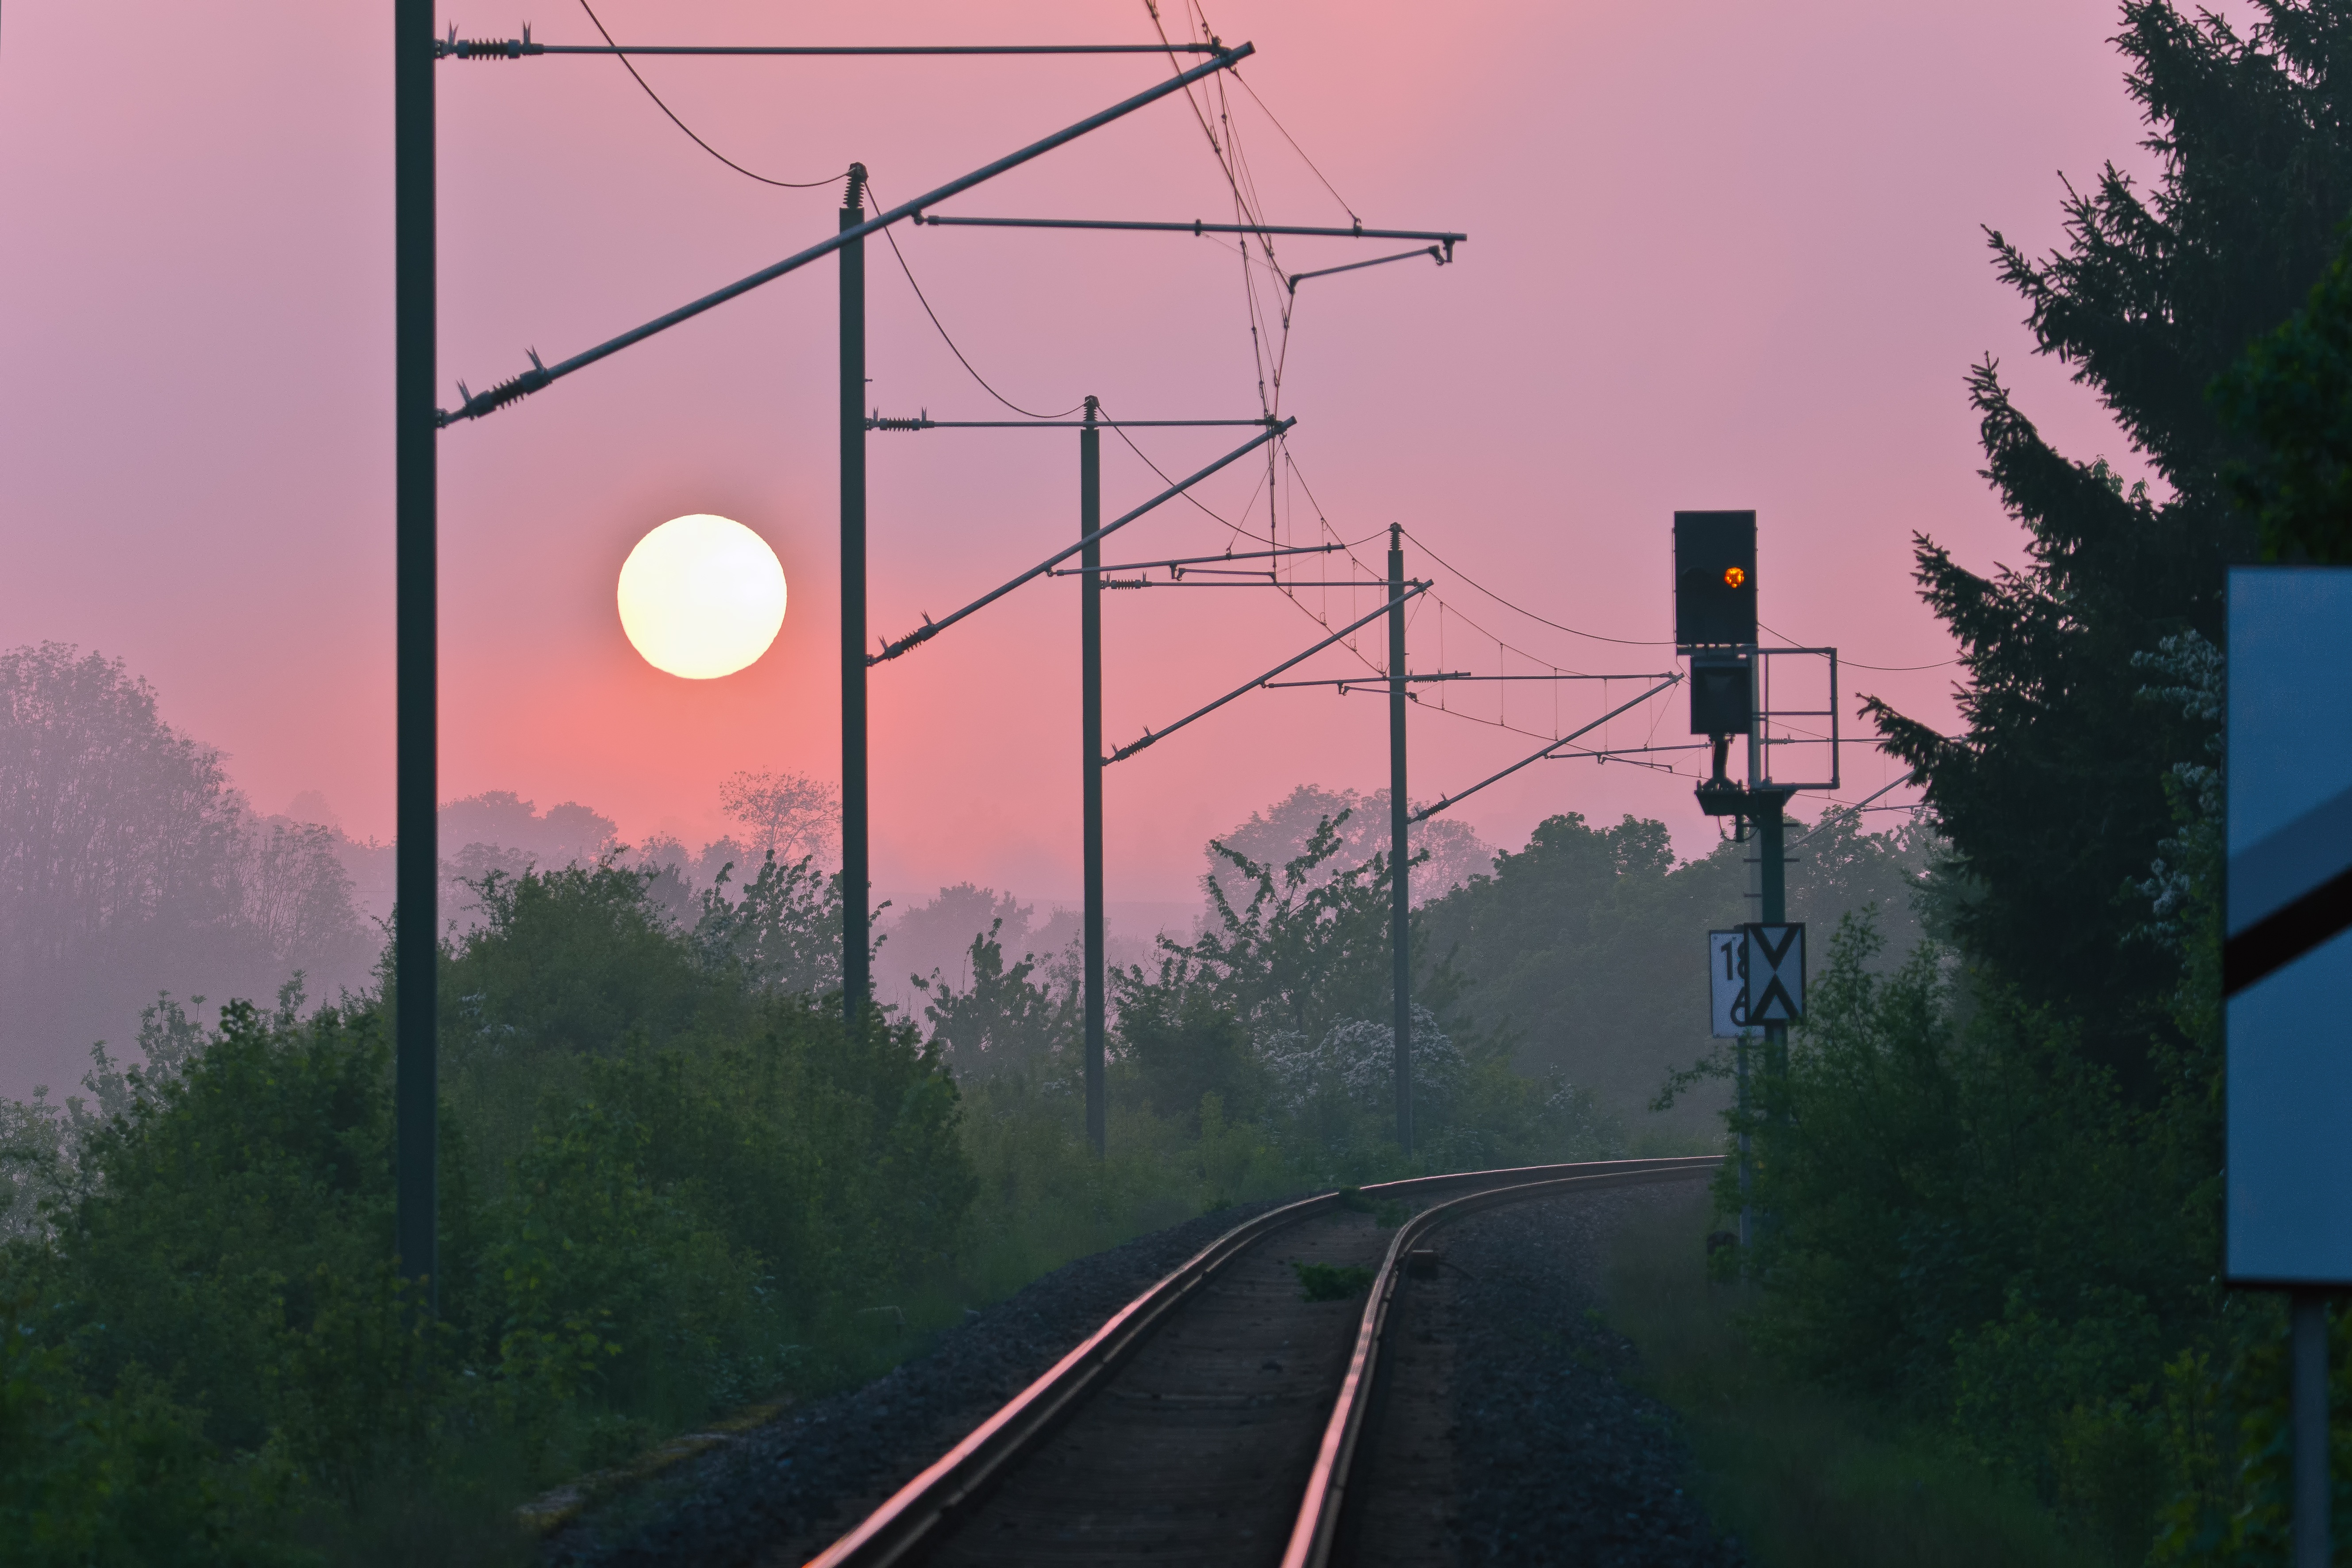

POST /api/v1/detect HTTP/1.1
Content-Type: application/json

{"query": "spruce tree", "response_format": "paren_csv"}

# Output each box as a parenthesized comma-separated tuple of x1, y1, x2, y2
(1865, 0, 2352, 1084)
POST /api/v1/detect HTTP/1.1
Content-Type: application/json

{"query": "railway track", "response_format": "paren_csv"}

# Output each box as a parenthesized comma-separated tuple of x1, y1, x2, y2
(804, 1155, 1720, 1568)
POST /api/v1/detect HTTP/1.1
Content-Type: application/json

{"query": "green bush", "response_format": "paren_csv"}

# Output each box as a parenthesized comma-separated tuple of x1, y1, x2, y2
(0, 862, 974, 1559)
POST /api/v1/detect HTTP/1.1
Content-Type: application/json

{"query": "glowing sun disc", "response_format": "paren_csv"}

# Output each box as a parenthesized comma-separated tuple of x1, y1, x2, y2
(617, 515, 786, 679)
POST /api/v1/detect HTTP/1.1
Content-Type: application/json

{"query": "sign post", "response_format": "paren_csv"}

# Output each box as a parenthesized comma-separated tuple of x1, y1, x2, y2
(1710, 929, 1755, 1241)
(2226, 567, 2352, 1568)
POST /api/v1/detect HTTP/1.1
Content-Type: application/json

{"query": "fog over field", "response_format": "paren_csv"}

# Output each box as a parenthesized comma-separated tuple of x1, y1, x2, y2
(2, 640, 1922, 1142)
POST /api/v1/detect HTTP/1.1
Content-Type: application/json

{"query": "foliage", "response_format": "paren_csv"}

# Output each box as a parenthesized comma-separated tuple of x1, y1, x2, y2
(1860, 0, 2352, 1085)
(0, 643, 373, 1097)
(2214, 214, 2352, 562)
(690, 851, 854, 1000)
(1203, 783, 1494, 909)
(915, 920, 1078, 1086)
(718, 768, 841, 867)
(1420, 807, 1927, 1138)
(0, 863, 971, 1561)
(1290, 1262, 1374, 1302)
(1602, 1187, 2110, 1568)
(0, 1289, 296, 1568)
(1106, 809, 1627, 1178)
(1708, 912, 2211, 1558)
(1684, 10, 2352, 1560)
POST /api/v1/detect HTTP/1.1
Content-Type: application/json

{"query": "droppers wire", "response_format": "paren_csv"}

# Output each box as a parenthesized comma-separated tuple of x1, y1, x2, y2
(867, 178, 1086, 420)
(576, 0, 844, 188)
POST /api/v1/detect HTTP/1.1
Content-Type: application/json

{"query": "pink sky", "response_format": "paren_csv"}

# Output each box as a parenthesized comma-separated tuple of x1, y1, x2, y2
(0, 0, 2171, 907)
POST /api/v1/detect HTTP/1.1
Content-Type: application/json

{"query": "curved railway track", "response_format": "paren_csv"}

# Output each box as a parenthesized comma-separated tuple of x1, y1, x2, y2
(804, 1155, 1720, 1568)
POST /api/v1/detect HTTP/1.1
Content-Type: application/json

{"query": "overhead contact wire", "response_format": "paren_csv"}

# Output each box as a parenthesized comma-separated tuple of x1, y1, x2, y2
(868, 178, 1085, 420)
(576, 0, 843, 187)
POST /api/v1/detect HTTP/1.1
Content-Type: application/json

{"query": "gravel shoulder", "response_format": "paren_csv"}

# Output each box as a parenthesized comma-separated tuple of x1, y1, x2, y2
(543, 1199, 1287, 1568)
(1439, 1183, 1745, 1568)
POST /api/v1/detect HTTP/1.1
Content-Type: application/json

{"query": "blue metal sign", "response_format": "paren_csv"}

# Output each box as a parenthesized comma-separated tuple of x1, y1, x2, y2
(2226, 567, 2352, 1286)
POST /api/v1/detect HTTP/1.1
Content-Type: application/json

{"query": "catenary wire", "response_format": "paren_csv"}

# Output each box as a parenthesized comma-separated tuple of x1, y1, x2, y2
(1397, 525, 1673, 646)
(1759, 619, 1956, 671)
(576, 0, 844, 187)
(1229, 68, 1358, 223)
(867, 179, 1086, 420)
(551, 0, 1720, 790)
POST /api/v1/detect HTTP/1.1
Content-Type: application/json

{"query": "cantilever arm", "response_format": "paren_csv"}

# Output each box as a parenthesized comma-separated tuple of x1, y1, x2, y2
(915, 216, 1466, 253)
(436, 43, 1253, 425)
(870, 419, 1295, 663)
(1106, 582, 1430, 763)
(1409, 675, 1682, 822)
(1286, 246, 1443, 293)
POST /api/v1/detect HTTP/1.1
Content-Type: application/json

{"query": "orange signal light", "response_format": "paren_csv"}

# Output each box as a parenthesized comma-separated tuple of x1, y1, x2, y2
(1724, 566, 1748, 589)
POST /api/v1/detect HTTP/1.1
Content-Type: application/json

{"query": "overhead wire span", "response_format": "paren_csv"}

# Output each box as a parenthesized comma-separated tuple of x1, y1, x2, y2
(437, 44, 1255, 423)
(574, 0, 844, 187)
(867, 177, 1085, 420)
(870, 419, 1294, 663)
(1410, 675, 1684, 823)
(1760, 619, 1955, 671)
(1397, 525, 1672, 647)
(1787, 775, 1924, 842)
(1108, 582, 1432, 763)
(1228, 66, 1358, 223)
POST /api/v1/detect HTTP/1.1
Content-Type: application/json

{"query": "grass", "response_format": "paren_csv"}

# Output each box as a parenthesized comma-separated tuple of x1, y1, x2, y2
(1293, 1261, 1376, 1302)
(1597, 1185, 2113, 1568)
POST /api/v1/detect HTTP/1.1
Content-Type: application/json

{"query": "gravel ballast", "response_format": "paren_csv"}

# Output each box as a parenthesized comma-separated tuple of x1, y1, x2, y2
(547, 1179, 1743, 1566)
(1441, 1184, 1744, 1567)
(544, 1200, 1285, 1567)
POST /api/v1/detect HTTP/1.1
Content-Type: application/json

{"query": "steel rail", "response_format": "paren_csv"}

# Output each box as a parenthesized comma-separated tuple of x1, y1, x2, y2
(803, 1155, 1717, 1568)
(1281, 1157, 1721, 1568)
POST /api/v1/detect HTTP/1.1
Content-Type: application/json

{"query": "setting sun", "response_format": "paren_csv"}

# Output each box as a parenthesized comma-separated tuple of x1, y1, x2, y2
(616, 514, 786, 680)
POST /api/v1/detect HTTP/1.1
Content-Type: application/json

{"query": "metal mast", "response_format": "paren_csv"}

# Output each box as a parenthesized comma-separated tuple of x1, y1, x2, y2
(840, 166, 870, 1023)
(1388, 525, 1412, 1154)
(393, 0, 438, 1310)
(1081, 399, 1106, 1155)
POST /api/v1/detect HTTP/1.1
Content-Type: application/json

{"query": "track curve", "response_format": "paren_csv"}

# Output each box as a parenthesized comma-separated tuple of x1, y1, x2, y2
(805, 1156, 1719, 1568)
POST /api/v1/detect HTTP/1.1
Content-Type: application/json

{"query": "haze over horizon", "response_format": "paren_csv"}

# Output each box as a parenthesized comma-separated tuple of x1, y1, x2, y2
(0, 0, 2171, 905)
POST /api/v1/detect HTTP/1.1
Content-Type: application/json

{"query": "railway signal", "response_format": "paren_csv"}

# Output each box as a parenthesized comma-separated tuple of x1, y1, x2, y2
(1673, 509, 1756, 649)
(1675, 509, 1836, 1250)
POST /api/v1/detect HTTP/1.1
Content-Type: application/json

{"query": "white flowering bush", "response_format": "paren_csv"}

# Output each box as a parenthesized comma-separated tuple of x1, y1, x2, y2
(1258, 1006, 1461, 1119)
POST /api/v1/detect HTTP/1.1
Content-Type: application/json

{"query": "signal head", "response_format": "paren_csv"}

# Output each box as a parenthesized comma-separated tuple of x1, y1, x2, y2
(1673, 510, 1758, 648)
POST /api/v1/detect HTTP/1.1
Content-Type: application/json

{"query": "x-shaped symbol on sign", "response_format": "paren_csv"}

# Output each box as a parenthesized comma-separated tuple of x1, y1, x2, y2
(1744, 922, 1805, 1025)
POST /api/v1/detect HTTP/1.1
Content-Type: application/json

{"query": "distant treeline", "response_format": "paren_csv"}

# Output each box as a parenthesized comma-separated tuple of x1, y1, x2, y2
(0, 623, 1931, 1560)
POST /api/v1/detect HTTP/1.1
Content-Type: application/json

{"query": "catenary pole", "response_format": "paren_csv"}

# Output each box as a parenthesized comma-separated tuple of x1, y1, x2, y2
(840, 167, 870, 1024)
(394, 0, 438, 1310)
(1388, 525, 1412, 1155)
(1750, 654, 1791, 1137)
(1081, 399, 1106, 1157)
